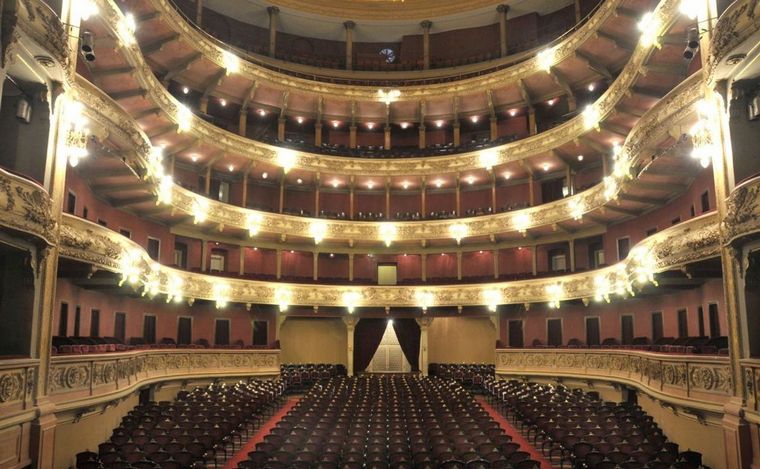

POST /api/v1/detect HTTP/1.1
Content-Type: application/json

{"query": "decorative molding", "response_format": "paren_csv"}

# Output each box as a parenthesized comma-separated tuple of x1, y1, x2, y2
(74, 73, 704, 242)
(706, 0, 760, 85)
(496, 349, 732, 411)
(0, 168, 57, 245)
(723, 175, 760, 245)
(58, 211, 719, 308)
(47, 349, 280, 407)
(3, 0, 70, 76)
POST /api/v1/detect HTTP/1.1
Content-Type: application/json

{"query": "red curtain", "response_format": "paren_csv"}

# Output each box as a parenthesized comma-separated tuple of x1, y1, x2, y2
(392, 319, 421, 372)
(353, 318, 388, 372)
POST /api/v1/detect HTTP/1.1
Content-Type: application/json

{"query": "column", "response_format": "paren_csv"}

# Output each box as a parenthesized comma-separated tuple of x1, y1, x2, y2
(199, 96, 209, 114)
(602, 153, 609, 176)
(314, 122, 323, 147)
(493, 249, 500, 279)
(490, 116, 498, 141)
(497, 5, 509, 57)
(453, 122, 461, 147)
(421, 177, 427, 216)
(349, 176, 355, 220)
(279, 171, 285, 213)
(420, 21, 432, 70)
(528, 175, 535, 206)
(313, 252, 319, 281)
(275, 312, 286, 343)
(277, 117, 285, 141)
(565, 166, 573, 196)
(344, 317, 357, 376)
(238, 109, 248, 136)
(385, 178, 391, 220)
(196, 0, 203, 25)
(415, 318, 434, 375)
(528, 109, 537, 135)
(349, 253, 355, 281)
(421, 254, 427, 282)
(490, 172, 497, 212)
(418, 124, 426, 149)
(239, 247, 245, 275)
(455, 175, 461, 216)
(344, 21, 355, 70)
(267, 6, 279, 57)
(276, 249, 282, 279)
(241, 168, 249, 208)
(384, 125, 391, 150)
(569, 239, 576, 272)
(314, 173, 321, 216)
(349, 125, 357, 149)
(574, 0, 582, 23)
(204, 166, 212, 195)
(456, 251, 463, 280)
(201, 240, 208, 272)
(531, 247, 537, 276)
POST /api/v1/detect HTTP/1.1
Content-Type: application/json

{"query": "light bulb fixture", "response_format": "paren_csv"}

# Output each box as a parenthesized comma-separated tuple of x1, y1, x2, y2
(402, 181, 410, 190)
(542, 163, 550, 172)
(220, 99, 227, 107)
(582, 104, 601, 129)
(479, 150, 498, 170)
(400, 122, 410, 129)
(343, 291, 361, 314)
(296, 178, 303, 184)
(367, 122, 375, 130)
(629, 246, 658, 286)
(192, 197, 209, 224)
(212, 282, 230, 309)
(63, 100, 89, 168)
(277, 149, 296, 173)
(415, 290, 434, 313)
(449, 223, 468, 245)
(331, 179, 340, 188)
(221, 50, 240, 74)
(118, 12, 137, 46)
(379, 223, 397, 247)
(246, 213, 263, 237)
(483, 289, 502, 312)
(537, 47, 555, 72)
(594, 275, 611, 303)
(166, 275, 184, 303)
(182, 86, 190, 95)
(378, 89, 401, 105)
(434, 179, 443, 188)
(471, 116, 480, 123)
(546, 283, 562, 309)
(77, 0, 98, 21)
(587, 83, 596, 92)
(577, 154, 584, 161)
(637, 12, 660, 48)
(258, 109, 267, 116)
(503, 172, 511, 180)
(177, 103, 192, 132)
(228, 164, 234, 172)
(367, 181, 375, 189)
(679, 0, 699, 19)
(569, 199, 584, 221)
(508, 109, 518, 117)
(332, 121, 340, 128)
(118, 250, 143, 286)
(309, 220, 328, 244)
(296, 116, 304, 124)
(142, 263, 161, 298)
(262, 172, 268, 179)
(275, 288, 291, 312)
(689, 99, 715, 169)
(514, 213, 530, 234)
(603, 176, 618, 201)
(435, 120, 444, 128)
(467, 175, 475, 185)
(157, 175, 174, 205)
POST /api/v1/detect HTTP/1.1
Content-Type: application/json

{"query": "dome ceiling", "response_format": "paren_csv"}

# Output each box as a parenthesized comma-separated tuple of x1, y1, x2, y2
(201, 0, 574, 42)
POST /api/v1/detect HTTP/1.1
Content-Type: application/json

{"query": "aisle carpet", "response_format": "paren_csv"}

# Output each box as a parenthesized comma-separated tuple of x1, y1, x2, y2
(222, 397, 300, 469)
(476, 396, 554, 469)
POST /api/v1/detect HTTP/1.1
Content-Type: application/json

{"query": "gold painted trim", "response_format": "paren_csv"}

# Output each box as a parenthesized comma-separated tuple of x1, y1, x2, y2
(265, 0, 503, 21)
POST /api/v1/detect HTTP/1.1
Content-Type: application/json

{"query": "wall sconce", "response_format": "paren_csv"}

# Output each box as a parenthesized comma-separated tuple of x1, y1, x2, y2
(449, 223, 468, 245)
(379, 223, 397, 247)
(309, 221, 328, 244)
(343, 291, 361, 314)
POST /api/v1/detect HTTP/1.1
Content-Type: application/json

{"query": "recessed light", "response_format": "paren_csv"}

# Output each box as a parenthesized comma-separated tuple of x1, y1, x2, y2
(588, 83, 596, 92)
(182, 86, 189, 94)
(262, 172, 268, 179)
(577, 154, 584, 161)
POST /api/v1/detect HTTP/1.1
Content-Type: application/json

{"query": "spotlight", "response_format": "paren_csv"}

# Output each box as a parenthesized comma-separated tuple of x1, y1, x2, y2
(683, 28, 700, 59)
(80, 31, 96, 62)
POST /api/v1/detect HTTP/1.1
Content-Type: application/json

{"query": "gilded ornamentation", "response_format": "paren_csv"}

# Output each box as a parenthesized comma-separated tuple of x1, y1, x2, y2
(0, 169, 56, 244)
(706, 0, 760, 83)
(723, 177, 760, 244)
(0, 373, 23, 403)
(689, 366, 732, 393)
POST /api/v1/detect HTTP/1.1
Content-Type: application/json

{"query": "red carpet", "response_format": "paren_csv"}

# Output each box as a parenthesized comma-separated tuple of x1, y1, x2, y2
(476, 396, 554, 469)
(222, 397, 300, 469)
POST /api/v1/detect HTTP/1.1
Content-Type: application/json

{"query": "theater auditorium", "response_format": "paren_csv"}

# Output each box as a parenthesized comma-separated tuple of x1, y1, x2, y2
(0, 0, 759, 467)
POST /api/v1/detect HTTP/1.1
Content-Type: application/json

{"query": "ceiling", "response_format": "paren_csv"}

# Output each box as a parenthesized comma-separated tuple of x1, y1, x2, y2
(201, 0, 574, 42)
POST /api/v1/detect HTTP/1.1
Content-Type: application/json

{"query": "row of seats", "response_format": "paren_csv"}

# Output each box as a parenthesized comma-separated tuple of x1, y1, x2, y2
(482, 377, 707, 469)
(52, 336, 277, 356)
(238, 375, 542, 469)
(280, 363, 347, 392)
(76, 379, 285, 469)
(523, 336, 729, 355)
(429, 364, 495, 389)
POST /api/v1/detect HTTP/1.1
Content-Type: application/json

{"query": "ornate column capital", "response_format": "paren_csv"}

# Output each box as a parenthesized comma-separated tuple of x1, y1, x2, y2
(420, 20, 433, 31)
(267, 6, 280, 16)
(496, 4, 510, 14)
(343, 20, 356, 30)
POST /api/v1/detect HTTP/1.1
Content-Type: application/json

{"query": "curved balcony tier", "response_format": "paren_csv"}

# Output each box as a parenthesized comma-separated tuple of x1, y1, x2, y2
(56, 211, 720, 309)
(73, 71, 703, 246)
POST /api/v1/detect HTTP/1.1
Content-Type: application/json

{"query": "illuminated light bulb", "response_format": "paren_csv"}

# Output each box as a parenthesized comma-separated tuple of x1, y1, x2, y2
(142, 263, 161, 298)
(192, 198, 208, 224)
(116, 12, 137, 46)
(78, 0, 98, 21)
(547, 98, 556, 106)
(514, 213, 530, 233)
(166, 276, 184, 303)
(63, 99, 90, 168)
(309, 220, 328, 244)
(343, 291, 361, 314)
(467, 175, 475, 185)
(594, 275, 611, 303)
(157, 175, 173, 205)
(546, 283, 562, 309)
(415, 290, 435, 313)
(435, 120, 444, 128)
(367, 181, 375, 189)
(542, 163, 550, 172)
(508, 109, 517, 117)
(332, 121, 340, 128)
(275, 288, 291, 312)
(400, 122, 410, 129)
(479, 150, 498, 170)
(246, 213, 263, 237)
(583, 104, 601, 129)
(587, 83, 596, 92)
(182, 86, 190, 95)
(378, 89, 401, 105)
(367, 122, 375, 130)
(637, 12, 660, 47)
(228, 164, 234, 172)
(296, 116, 304, 124)
(679, 0, 699, 19)
(277, 149, 296, 173)
(537, 47, 555, 72)
(471, 116, 480, 123)
(612, 142, 623, 158)
(402, 181, 410, 190)
(603, 176, 618, 201)
(689, 99, 715, 169)
(190, 154, 199, 162)
(379, 223, 397, 247)
(177, 103, 192, 132)
(213, 283, 230, 309)
(332, 180, 339, 188)
(296, 178, 303, 184)
(258, 109, 267, 116)
(503, 172, 511, 180)
(569, 199, 584, 221)
(221, 50, 240, 74)
(118, 250, 143, 286)
(577, 154, 584, 161)
(262, 172, 268, 179)
(449, 223, 468, 245)
(434, 179, 443, 188)
(483, 289, 502, 312)
(220, 99, 227, 107)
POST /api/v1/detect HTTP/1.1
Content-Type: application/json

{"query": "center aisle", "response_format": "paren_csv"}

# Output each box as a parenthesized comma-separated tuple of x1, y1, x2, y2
(475, 396, 555, 469)
(222, 397, 300, 469)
